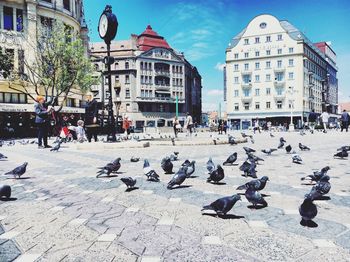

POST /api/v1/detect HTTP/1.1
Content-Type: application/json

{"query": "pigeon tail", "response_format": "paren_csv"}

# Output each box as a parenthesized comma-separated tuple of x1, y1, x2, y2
(201, 205, 214, 211)
(236, 184, 247, 190)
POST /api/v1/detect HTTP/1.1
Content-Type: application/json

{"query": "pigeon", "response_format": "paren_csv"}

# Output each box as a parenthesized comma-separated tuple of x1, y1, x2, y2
(239, 160, 257, 178)
(236, 176, 269, 191)
(143, 159, 160, 182)
(213, 138, 217, 145)
(299, 196, 317, 227)
(130, 156, 140, 162)
(167, 167, 187, 189)
(207, 165, 225, 183)
(0, 153, 8, 160)
(183, 161, 196, 178)
(228, 136, 236, 145)
(299, 143, 310, 151)
(334, 149, 348, 159)
(181, 159, 190, 167)
(169, 153, 178, 161)
(245, 188, 268, 208)
(337, 146, 350, 152)
(206, 157, 215, 173)
(241, 132, 253, 139)
(19, 140, 30, 145)
(292, 155, 302, 164)
(96, 158, 121, 178)
(202, 194, 241, 216)
(247, 152, 264, 163)
(280, 137, 286, 143)
(120, 177, 137, 189)
(171, 138, 175, 146)
(306, 175, 331, 200)
(261, 148, 277, 155)
(285, 145, 292, 153)
(161, 157, 173, 174)
(301, 166, 330, 182)
(299, 130, 306, 136)
(223, 152, 237, 165)
(250, 137, 255, 144)
(243, 146, 255, 153)
(4, 162, 28, 179)
(270, 133, 275, 137)
(0, 185, 11, 199)
(277, 141, 285, 149)
(50, 141, 62, 152)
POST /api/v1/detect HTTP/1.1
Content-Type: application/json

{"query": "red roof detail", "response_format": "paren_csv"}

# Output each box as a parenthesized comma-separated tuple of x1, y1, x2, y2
(137, 25, 171, 51)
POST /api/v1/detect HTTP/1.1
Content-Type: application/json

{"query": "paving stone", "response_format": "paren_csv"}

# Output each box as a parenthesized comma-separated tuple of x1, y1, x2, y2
(141, 257, 161, 262)
(312, 239, 337, 248)
(202, 236, 222, 245)
(0, 239, 22, 261)
(101, 197, 115, 202)
(15, 253, 42, 262)
(68, 218, 87, 226)
(0, 231, 20, 239)
(125, 207, 140, 213)
(168, 198, 181, 202)
(157, 217, 174, 226)
(247, 220, 269, 228)
(97, 234, 117, 242)
(50, 206, 66, 211)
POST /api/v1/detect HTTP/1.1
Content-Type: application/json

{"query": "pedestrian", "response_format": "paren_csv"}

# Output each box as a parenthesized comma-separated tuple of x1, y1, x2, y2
(223, 120, 227, 134)
(320, 110, 330, 133)
(34, 96, 53, 149)
(173, 116, 179, 138)
(267, 121, 272, 132)
(68, 120, 86, 143)
(308, 109, 317, 134)
(340, 109, 349, 132)
(254, 119, 260, 134)
(122, 116, 130, 135)
(84, 92, 99, 142)
(218, 119, 223, 135)
(185, 112, 193, 137)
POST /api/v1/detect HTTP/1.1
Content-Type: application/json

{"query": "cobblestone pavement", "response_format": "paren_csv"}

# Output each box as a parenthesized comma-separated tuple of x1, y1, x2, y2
(1, 130, 350, 261)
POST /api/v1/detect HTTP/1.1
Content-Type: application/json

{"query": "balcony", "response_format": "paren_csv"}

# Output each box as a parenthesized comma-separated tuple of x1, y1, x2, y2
(136, 96, 185, 103)
(274, 80, 285, 87)
(155, 84, 171, 92)
(154, 70, 170, 77)
(241, 82, 252, 89)
(273, 93, 286, 100)
(274, 67, 286, 72)
(241, 96, 252, 102)
(241, 70, 252, 75)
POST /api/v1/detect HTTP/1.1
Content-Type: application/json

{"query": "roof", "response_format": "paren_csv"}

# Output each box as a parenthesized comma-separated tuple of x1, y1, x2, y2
(137, 25, 171, 51)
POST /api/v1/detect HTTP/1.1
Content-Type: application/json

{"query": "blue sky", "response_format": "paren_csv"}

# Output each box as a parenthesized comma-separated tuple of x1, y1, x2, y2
(85, 0, 350, 112)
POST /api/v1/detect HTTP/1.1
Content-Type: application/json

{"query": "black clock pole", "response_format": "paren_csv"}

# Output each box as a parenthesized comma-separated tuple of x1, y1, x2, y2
(106, 39, 116, 142)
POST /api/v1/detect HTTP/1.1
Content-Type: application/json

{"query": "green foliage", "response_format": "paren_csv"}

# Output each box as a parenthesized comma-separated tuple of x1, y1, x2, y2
(0, 47, 13, 79)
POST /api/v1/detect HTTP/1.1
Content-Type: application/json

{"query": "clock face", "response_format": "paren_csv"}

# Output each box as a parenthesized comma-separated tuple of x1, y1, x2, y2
(99, 14, 108, 38)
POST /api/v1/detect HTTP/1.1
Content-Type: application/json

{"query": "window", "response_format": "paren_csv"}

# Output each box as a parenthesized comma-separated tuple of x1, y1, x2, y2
(234, 103, 239, 111)
(289, 47, 294, 53)
(266, 36, 271, 42)
(234, 90, 239, 97)
(255, 62, 260, 70)
(289, 72, 294, 79)
(277, 101, 282, 109)
(275, 72, 284, 81)
(255, 37, 260, 43)
(234, 64, 239, 71)
(141, 90, 145, 97)
(244, 103, 249, 110)
(243, 89, 250, 97)
(266, 61, 271, 68)
(266, 50, 271, 56)
(266, 74, 271, 81)
(276, 88, 283, 95)
(244, 52, 249, 58)
(67, 98, 75, 107)
(255, 51, 260, 57)
(255, 89, 260, 96)
(266, 88, 271, 95)
(125, 75, 130, 84)
(16, 9, 24, 32)
(125, 62, 129, 69)
(234, 53, 238, 59)
(243, 75, 251, 84)
(277, 34, 282, 41)
(266, 102, 271, 109)
(244, 39, 249, 45)
(125, 89, 130, 98)
(63, 0, 70, 11)
(289, 59, 294, 66)
(255, 75, 260, 82)
(234, 77, 239, 84)
(255, 102, 260, 109)
(244, 63, 249, 70)
(4, 7, 14, 31)
(277, 49, 282, 55)
(277, 60, 282, 68)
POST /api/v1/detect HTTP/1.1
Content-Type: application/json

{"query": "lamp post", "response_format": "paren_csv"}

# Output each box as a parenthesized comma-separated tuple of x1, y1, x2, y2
(288, 86, 296, 131)
(98, 5, 118, 142)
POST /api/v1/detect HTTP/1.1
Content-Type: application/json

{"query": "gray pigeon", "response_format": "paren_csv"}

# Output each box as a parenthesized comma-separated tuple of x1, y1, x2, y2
(223, 152, 237, 165)
(96, 158, 121, 178)
(270, 133, 274, 137)
(0, 185, 11, 199)
(167, 167, 187, 189)
(337, 146, 350, 152)
(299, 196, 317, 227)
(306, 175, 331, 200)
(280, 137, 286, 143)
(247, 152, 264, 163)
(261, 148, 277, 155)
(0, 153, 7, 160)
(228, 136, 236, 145)
(237, 176, 269, 191)
(206, 157, 215, 173)
(120, 177, 137, 189)
(245, 188, 268, 208)
(243, 146, 255, 153)
(5, 162, 28, 179)
(301, 166, 330, 182)
(202, 194, 241, 216)
(143, 159, 160, 182)
(181, 159, 190, 167)
(130, 156, 140, 162)
(50, 141, 62, 152)
(299, 143, 310, 151)
(171, 137, 175, 146)
(334, 149, 348, 159)
(169, 153, 178, 161)
(207, 165, 225, 183)
(277, 141, 284, 149)
(184, 161, 196, 178)
(239, 160, 257, 178)
(285, 145, 292, 153)
(292, 155, 302, 164)
(161, 157, 173, 174)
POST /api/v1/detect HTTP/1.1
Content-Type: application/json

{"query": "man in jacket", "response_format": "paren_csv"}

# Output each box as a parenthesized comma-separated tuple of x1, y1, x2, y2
(308, 109, 317, 133)
(35, 96, 53, 149)
(340, 109, 350, 132)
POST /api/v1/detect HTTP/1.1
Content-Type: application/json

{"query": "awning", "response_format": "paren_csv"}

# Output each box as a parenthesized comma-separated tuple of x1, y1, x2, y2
(155, 90, 171, 94)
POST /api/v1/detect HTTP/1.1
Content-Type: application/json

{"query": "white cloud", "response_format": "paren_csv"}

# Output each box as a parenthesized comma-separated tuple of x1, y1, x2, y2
(202, 102, 218, 112)
(207, 89, 223, 96)
(215, 62, 225, 71)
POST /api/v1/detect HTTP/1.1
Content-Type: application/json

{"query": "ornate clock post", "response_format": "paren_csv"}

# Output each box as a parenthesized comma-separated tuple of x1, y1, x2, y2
(98, 5, 118, 142)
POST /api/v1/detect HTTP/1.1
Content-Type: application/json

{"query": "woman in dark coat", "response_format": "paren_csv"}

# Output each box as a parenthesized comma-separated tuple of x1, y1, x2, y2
(84, 93, 99, 142)
(34, 96, 53, 148)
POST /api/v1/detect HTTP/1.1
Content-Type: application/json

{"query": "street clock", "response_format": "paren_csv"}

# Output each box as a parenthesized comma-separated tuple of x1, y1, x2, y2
(98, 5, 118, 44)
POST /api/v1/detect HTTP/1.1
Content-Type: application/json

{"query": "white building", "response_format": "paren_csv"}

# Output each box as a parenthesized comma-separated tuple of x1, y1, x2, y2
(225, 14, 338, 129)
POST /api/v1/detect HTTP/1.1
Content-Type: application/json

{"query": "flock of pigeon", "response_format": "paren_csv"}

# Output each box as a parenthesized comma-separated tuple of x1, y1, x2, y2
(1, 132, 349, 228)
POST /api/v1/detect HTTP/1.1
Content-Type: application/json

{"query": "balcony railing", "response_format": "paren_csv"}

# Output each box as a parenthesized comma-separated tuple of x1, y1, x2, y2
(241, 96, 252, 102)
(241, 70, 252, 75)
(241, 82, 252, 88)
(155, 85, 171, 91)
(274, 80, 285, 86)
(274, 67, 285, 72)
(154, 70, 170, 77)
(137, 96, 185, 103)
(273, 93, 286, 100)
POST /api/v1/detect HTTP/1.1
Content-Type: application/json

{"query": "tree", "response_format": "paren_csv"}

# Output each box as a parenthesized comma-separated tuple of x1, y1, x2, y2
(0, 47, 13, 79)
(9, 21, 99, 111)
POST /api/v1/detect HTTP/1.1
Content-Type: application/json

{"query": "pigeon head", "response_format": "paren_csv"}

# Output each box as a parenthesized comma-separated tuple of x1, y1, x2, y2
(23, 162, 28, 166)
(233, 152, 237, 156)
(321, 166, 330, 172)
(174, 152, 179, 155)
(320, 175, 330, 182)
(261, 176, 269, 181)
(233, 194, 242, 201)
(280, 137, 286, 142)
(191, 160, 196, 164)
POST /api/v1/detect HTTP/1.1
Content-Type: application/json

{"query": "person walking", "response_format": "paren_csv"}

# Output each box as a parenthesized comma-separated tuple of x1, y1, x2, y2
(173, 116, 179, 138)
(320, 110, 330, 133)
(308, 109, 317, 134)
(185, 112, 193, 137)
(340, 109, 350, 132)
(34, 96, 53, 149)
(254, 119, 261, 134)
(84, 92, 99, 142)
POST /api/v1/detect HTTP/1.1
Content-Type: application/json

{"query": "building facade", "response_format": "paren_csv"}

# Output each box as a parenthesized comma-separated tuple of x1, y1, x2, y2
(90, 25, 202, 130)
(0, 0, 88, 137)
(225, 14, 338, 129)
